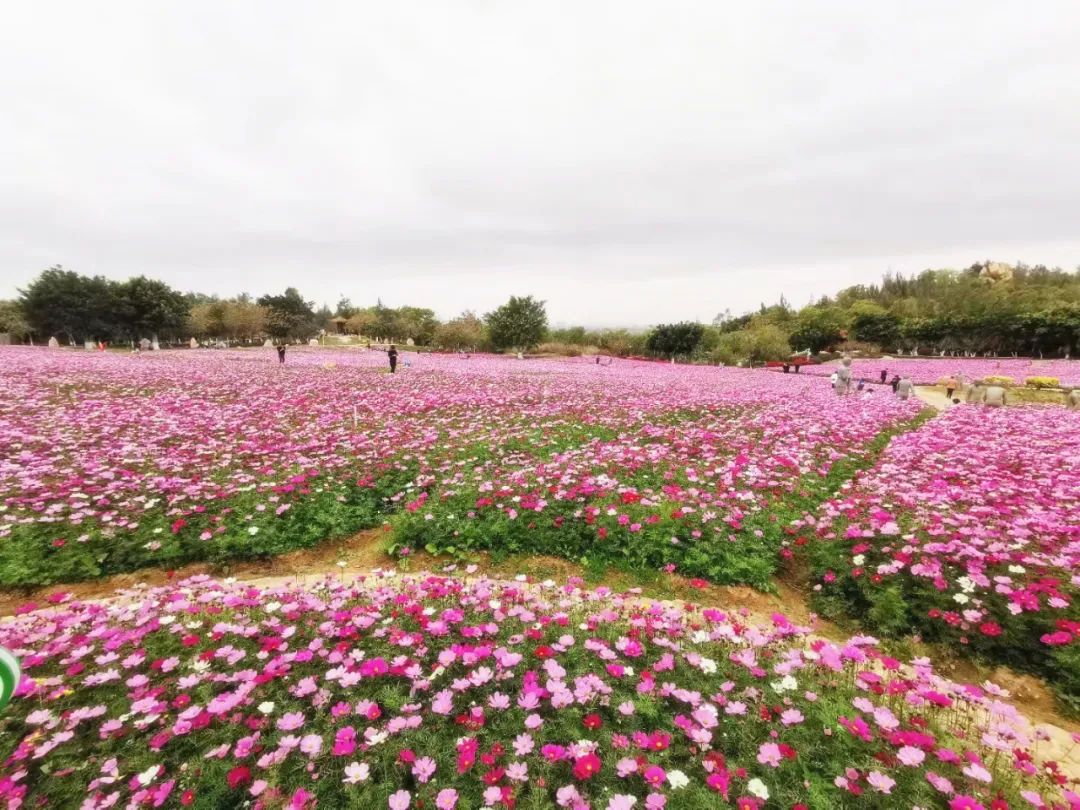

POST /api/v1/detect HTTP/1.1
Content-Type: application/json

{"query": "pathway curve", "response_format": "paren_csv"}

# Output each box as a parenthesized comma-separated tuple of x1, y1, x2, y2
(915, 385, 953, 410)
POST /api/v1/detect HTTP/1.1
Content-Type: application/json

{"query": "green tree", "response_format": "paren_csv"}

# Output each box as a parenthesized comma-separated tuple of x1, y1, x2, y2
(19, 266, 117, 344)
(395, 306, 439, 345)
(113, 276, 189, 341)
(257, 288, 319, 340)
(485, 295, 548, 351)
(646, 322, 705, 358)
(847, 300, 900, 349)
(345, 309, 379, 337)
(789, 306, 847, 354)
(335, 296, 359, 319)
(0, 300, 32, 341)
(713, 324, 791, 365)
(434, 311, 486, 350)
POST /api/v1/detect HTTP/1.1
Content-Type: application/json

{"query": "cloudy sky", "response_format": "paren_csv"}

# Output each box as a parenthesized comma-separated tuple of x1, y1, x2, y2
(2, 2, 1079, 327)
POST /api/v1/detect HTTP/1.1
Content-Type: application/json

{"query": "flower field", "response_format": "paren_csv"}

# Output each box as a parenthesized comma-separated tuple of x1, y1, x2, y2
(794, 359, 1080, 387)
(0, 347, 922, 589)
(805, 405, 1080, 704)
(0, 572, 1075, 809)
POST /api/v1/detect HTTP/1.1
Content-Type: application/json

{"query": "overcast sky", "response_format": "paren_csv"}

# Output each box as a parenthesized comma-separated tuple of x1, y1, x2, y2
(2, 2, 1079, 327)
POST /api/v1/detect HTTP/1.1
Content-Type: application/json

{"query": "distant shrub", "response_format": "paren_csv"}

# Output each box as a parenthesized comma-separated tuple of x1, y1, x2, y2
(1025, 376, 1060, 388)
(537, 341, 599, 357)
(983, 375, 1014, 385)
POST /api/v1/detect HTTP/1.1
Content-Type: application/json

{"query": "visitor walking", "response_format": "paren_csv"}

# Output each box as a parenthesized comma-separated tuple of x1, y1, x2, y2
(1066, 388, 1080, 410)
(945, 375, 957, 400)
(879, 369, 887, 384)
(896, 375, 913, 401)
(388, 344, 398, 373)
(276, 344, 286, 365)
(890, 374, 901, 393)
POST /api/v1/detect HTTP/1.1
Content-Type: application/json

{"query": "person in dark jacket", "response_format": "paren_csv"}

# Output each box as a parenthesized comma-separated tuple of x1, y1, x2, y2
(879, 369, 887, 384)
(388, 345, 398, 373)
(276, 344, 286, 364)
(890, 374, 901, 393)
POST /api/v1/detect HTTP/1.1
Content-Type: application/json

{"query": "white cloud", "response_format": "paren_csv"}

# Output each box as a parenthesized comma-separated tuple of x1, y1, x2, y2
(1, 1, 1078, 325)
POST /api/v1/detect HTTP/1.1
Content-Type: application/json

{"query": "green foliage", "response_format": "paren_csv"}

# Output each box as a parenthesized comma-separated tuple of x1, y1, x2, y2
(711, 324, 790, 365)
(848, 300, 901, 347)
(188, 296, 268, 341)
(788, 306, 847, 355)
(112, 276, 190, 341)
(485, 295, 548, 351)
(19, 266, 189, 344)
(257, 287, 320, 340)
(434, 310, 487, 350)
(0, 300, 31, 339)
(646, 321, 704, 358)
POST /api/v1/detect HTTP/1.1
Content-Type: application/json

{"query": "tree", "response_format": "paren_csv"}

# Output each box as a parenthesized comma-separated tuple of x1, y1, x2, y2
(434, 311, 487, 350)
(113, 276, 189, 341)
(345, 309, 378, 337)
(335, 296, 359, 319)
(646, 322, 704, 358)
(789, 306, 847, 354)
(713, 324, 791, 366)
(257, 288, 319, 340)
(847, 300, 900, 349)
(395, 306, 439, 345)
(19, 266, 116, 344)
(548, 325, 589, 345)
(0, 300, 32, 341)
(485, 295, 548, 351)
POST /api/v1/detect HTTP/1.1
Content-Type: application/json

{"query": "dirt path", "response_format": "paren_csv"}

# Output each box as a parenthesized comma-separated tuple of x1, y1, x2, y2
(915, 385, 954, 410)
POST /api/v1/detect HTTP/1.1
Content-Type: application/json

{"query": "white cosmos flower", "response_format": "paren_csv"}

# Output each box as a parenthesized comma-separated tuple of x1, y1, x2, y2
(748, 778, 769, 799)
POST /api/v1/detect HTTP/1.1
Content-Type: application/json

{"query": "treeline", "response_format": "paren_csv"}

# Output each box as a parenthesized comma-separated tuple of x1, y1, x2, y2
(0, 267, 553, 352)
(2, 261, 1077, 360)
(647, 261, 1080, 364)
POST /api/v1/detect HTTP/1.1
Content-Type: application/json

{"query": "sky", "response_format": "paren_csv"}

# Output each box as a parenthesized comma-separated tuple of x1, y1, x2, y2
(2, 2, 1079, 328)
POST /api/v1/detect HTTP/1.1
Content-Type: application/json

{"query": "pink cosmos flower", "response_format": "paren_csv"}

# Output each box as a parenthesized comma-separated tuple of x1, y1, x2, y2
(896, 745, 925, 766)
(277, 712, 304, 732)
(756, 742, 782, 768)
(867, 771, 895, 794)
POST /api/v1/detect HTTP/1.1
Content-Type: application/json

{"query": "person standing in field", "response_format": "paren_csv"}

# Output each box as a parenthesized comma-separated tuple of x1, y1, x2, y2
(276, 344, 286, 365)
(944, 375, 958, 400)
(896, 375, 913, 400)
(966, 382, 985, 404)
(1066, 388, 1080, 410)
(983, 384, 1007, 407)
(890, 374, 901, 393)
(879, 369, 887, 384)
(387, 344, 398, 373)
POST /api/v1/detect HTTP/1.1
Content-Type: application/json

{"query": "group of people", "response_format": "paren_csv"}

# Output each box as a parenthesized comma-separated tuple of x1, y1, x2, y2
(274, 343, 407, 373)
(826, 364, 1050, 409)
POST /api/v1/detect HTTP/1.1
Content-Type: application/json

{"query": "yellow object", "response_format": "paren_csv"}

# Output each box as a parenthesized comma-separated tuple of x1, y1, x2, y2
(1024, 376, 1059, 389)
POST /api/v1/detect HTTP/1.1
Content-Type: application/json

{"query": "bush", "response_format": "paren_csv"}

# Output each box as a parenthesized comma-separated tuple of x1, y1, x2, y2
(536, 342, 602, 357)
(982, 375, 1014, 385)
(1025, 376, 1060, 388)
